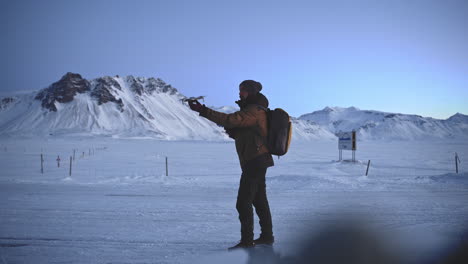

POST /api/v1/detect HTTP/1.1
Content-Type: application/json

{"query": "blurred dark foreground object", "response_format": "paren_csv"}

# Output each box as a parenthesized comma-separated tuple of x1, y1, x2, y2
(290, 223, 398, 264)
(435, 233, 468, 264)
(243, 221, 468, 264)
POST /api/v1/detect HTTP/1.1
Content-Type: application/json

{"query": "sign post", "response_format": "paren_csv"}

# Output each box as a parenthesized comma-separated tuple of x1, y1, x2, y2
(337, 130, 357, 162)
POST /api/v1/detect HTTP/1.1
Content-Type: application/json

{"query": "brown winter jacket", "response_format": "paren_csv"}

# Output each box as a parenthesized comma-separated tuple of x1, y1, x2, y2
(200, 93, 274, 171)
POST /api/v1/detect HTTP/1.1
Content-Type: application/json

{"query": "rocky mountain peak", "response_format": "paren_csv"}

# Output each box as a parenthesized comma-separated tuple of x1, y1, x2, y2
(145, 77, 178, 95)
(35, 72, 91, 111)
(90, 76, 124, 112)
(33, 72, 183, 113)
(126, 75, 144, 96)
(0, 97, 15, 110)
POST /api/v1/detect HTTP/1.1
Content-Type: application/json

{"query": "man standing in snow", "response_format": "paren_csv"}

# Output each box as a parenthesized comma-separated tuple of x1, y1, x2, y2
(188, 80, 275, 250)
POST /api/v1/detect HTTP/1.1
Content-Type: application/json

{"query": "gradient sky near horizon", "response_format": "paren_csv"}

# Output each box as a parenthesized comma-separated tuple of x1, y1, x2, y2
(1, 0, 467, 118)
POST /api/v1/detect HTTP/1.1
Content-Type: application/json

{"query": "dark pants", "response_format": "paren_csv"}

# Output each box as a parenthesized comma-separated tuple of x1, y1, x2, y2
(236, 166, 273, 242)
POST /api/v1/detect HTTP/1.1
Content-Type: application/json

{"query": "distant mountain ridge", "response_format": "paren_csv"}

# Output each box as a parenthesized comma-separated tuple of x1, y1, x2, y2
(299, 106, 468, 140)
(0, 73, 466, 141)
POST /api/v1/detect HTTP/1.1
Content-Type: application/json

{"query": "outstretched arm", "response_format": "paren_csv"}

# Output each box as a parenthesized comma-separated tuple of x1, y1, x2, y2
(188, 100, 256, 128)
(201, 107, 257, 128)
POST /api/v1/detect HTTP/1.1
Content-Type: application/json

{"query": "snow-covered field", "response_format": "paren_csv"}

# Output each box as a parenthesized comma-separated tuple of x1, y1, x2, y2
(1, 137, 467, 263)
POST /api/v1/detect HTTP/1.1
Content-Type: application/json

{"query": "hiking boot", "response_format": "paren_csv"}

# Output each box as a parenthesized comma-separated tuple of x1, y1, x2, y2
(228, 241, 255, 251)
(254, 235, 275, 245)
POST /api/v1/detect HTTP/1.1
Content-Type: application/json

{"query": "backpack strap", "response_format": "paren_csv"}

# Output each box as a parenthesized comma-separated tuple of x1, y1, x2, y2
(255, 105, 269, 112)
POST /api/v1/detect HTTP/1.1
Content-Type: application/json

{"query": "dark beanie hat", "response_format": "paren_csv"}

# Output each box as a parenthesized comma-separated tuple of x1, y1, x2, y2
(239, 80, 262, 94)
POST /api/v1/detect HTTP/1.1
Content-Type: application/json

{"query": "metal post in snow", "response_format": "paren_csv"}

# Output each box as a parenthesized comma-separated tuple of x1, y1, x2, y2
(41, 154, 44, 174)
(455, 152, 459, 174)
(57, 155, 61, 168)
(166, 157, 168, 176)
(366, 160, 371, 176)
(69, 156, 72, 176)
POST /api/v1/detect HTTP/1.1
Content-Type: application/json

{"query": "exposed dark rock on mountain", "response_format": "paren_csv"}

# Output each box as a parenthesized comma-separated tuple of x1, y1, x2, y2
(35, 72, 91, 111)
(145, 77, 178, 95)
(0, 97, 15, 110)
(126, 75, 144, 96)
(32, 73, 181, 114)
(91, 76, 124, 112)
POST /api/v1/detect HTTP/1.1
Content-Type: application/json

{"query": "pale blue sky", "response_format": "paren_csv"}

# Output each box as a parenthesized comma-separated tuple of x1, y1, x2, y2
(2, 0, 467, 118)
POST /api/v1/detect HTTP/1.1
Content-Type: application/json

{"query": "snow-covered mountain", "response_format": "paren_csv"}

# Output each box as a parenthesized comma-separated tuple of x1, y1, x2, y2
(299, 106, 468, 140)
(1, 73, 466, 141)
(0, 73, 333, 141)
(0, 73, 228, 140)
